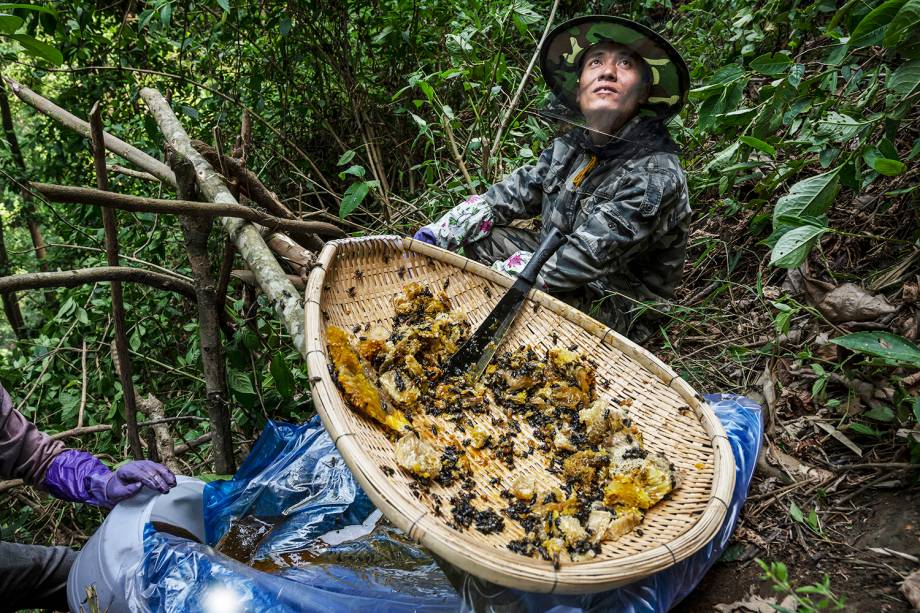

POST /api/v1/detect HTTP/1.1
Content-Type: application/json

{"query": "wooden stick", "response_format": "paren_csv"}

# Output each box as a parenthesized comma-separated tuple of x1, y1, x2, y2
(91, 101, 143, 461)
(140, 87, 307, 354)
(0, 219, 26, 338)
(485, 0, 560, 179)
(31, 182, 344, 239)
(0, 266, 197, 299)
(107, 164, 158, 182)
(231, 269, 305, 289)
(77, 340, 87, 429)
(4, 77, 177, 187)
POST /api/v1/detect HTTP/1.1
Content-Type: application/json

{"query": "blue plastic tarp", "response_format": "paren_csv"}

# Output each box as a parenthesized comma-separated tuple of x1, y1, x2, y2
(130, 394, 762, 612)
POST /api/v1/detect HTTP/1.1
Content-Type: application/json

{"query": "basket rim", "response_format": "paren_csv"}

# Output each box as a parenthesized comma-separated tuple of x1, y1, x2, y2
(304, 235, 735, 594)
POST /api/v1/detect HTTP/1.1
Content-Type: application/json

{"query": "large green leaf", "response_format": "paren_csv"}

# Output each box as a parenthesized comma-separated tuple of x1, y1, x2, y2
(10, 33, 62, 65)
(740, 135, 776, 157)
(0, 3, 58, 16)
(0, 13, 23, 34)
(770, 224, 828, 268)
(831, 332, 920, 367)
(814, 111, 864, 142)
(884, 0, 920, 47)
(888, 59, 920, 96)
(339, 181, 370, 218)
(850, 0, 907, 47)
(863, 148, 907, 175)
(228, 370, 255, 395)
(773, 166, 842, 228)
(270, 353, 295, 400)
(750, 52, 793, 76)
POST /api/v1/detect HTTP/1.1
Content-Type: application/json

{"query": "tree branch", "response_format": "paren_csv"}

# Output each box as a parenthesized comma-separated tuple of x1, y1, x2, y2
(140, 87, 307, 354)
(0, 267, 197, 300)
(4, 77, 177, 187)
(32, 182, 345, 240)
(90, 102, 144, 460)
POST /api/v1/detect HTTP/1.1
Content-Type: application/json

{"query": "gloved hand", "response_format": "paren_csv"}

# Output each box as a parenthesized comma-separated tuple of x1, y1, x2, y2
(412, 227, 437, 245)
(43, 450, 177, 509)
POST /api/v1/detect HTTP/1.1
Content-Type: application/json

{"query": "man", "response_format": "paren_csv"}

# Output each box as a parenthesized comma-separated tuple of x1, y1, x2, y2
(414, 16, 691, 340)
(0, 384, 177, 611)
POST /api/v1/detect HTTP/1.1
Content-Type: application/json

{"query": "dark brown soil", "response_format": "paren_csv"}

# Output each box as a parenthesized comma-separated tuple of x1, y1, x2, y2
(673, 488, 919, 611)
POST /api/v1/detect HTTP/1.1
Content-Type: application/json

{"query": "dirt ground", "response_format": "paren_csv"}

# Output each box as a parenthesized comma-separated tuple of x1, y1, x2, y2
(674, 487, 920, 611)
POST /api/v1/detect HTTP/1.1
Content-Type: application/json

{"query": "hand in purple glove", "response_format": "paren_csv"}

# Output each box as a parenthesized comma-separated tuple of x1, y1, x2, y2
(105, 460, 177, 501)
(413, 227, 437, 246)
(43, 450, 177, 509)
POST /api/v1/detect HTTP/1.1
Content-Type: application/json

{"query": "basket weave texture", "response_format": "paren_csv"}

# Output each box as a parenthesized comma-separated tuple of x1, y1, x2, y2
(304, 236, 735, 594)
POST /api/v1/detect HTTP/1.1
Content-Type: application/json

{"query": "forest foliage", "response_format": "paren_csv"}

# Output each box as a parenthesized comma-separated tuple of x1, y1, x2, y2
(0, 0, 917, 548)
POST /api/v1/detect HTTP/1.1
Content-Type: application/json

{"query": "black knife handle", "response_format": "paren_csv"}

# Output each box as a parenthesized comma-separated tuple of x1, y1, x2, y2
(516, 227, 568, 286)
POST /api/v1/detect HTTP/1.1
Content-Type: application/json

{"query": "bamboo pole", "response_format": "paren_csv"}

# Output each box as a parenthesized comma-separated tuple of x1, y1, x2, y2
(139, 87, 307, 355)
(90, 102, 143, 459)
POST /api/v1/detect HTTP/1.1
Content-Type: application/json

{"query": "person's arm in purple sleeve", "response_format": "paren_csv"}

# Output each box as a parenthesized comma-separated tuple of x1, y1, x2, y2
(1, 384, 176, 509)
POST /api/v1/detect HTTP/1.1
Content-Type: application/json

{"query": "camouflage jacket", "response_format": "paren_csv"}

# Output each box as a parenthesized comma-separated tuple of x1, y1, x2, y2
(423, 115, 691, 303)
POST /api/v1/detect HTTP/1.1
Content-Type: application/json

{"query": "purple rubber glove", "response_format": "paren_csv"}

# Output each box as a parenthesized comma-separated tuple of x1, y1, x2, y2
(43, 450, 176, 509)
(413, 227, 437, 245)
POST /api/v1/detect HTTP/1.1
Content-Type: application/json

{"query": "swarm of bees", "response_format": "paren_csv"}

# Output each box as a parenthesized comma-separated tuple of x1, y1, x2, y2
(325, 283, 679, 565)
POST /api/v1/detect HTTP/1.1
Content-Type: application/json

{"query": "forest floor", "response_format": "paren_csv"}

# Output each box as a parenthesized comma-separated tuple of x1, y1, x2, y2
(676, 488, 919, 611)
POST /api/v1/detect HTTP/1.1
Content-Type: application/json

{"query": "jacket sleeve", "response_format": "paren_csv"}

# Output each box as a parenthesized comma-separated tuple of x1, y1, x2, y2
(482, 144, 553, 226)
(538, 168, 685, 292)
(0, 384, 66, 485)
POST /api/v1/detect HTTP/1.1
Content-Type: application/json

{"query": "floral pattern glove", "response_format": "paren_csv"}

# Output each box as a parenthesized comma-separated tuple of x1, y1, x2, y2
(420, 195, 494, 250)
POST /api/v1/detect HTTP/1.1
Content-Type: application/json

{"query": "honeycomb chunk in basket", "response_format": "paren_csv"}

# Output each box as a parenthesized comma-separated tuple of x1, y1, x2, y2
(395, 433, 442, 479)
(326, 326, 409, 434)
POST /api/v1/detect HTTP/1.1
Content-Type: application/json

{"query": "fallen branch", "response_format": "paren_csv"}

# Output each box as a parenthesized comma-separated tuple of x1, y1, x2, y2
(140, 87, 307, 354)
(231, 269, 305, 289)
(108, 164, 158, 182)
(4, 77, 176, 187)
(32, 182, 344, 241)
(0, 266, 197, 300)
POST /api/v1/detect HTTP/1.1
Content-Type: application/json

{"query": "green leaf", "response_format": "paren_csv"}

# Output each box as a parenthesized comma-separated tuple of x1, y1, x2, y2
(888, 59, 920, 96)
(884, 0, 920, 47)
(0, 13, 23, 34)
(280, 17, 291, 36)
(830, 331, 920, 367)
(10, 33, 62, 65)
(750, 52, 793, 76)
(911, 396, 920, 423)
(770, 225, 828, 268)
(0, 3, 58, 16)
(850, 0, 907, 48)
(228, 370, 255, 395)
(847, 422, 883, 437)
(864, 405, 895, 422)
(740, 135, 776, 157)
(772, 167, 841, 233)
(865, 151, 906, 176)
(341, 164, 366, 178)
(337, 150, 356, 166)
(217, 0, 230, 11)
(339, 182, 370, 218)
(160, 2, 172, 26)
(789, 501, 804, 523)
(815, 111, 864, 142)
(270, 353, 295, 400)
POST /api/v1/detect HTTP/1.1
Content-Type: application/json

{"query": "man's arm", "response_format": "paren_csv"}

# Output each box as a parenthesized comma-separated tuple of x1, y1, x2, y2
(417, 145, 554, 250)
(538, 168, 686, 291)
(0, 384, 65, 485)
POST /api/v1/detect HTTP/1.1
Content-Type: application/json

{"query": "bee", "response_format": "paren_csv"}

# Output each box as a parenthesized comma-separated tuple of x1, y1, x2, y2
(383, 253, 391, 264)
(380, 465, 395, 477)
(489, 476, 500, 486)
(532, 302, 539, 313)
(430, 424, 438, 436)
(442, 278, 450, 290)
(551, 332, 559, 345)
(568, 343, 579, 351)
(397, 267, 406, 279)
(324, 284, 331, 291)
(484, 287, 493, 299)
(354, 269, 364, 281)
(352, 324, 361, 334)
(309, 376, 322, 383)
(322, 311, 330, 321)
(347, 286, 357, 298)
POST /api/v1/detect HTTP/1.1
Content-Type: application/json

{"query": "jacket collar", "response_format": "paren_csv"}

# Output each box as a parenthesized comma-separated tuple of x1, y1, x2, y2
(575, 115, 680, 159)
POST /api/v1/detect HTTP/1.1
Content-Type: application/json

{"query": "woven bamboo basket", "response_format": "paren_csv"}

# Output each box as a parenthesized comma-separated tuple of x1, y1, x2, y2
(304, 235, 735, 594)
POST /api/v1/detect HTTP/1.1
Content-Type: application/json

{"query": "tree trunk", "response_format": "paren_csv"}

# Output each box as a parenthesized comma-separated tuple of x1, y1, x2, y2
(171, 154, 236, 474)
(0, 219, 25, 338)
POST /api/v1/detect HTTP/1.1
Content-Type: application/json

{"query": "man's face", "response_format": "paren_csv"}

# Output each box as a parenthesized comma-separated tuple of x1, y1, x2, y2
(575, 42, 649, 129)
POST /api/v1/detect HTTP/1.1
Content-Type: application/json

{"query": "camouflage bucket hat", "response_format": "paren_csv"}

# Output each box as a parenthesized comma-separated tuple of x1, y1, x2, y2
(540, 15, 690, 120)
